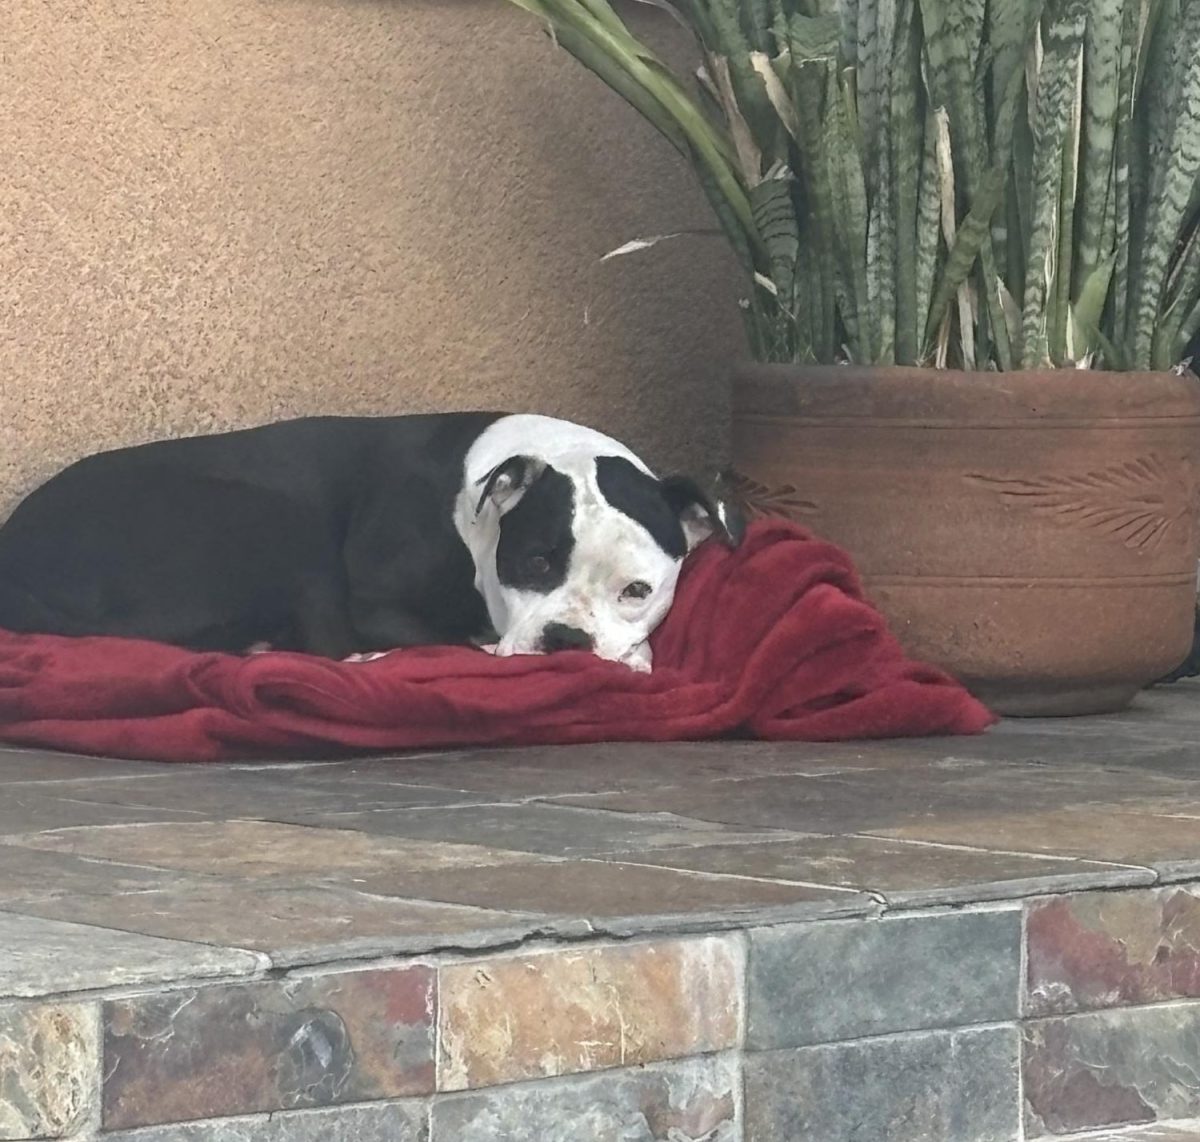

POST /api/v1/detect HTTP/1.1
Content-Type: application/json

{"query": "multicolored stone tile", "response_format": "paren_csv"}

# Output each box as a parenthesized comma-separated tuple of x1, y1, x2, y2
(99, 1100, 429, 1141)
(17, 883, 531, 967)
(879, 804, 1200, 879)
(0, 748, 160, 781)
(305, 802, 771, 856)
(744, 1025, 1019, 1142)
(561, 764, 1199, 835)
(559, 772, 907, 833)
(102, 965, 435, 1130)
(0, 845, 188, 904)
(0, 791, 197, 835)
(747, 910, 1020, 1049)
(1027, 887, 1200, 1015)
(0, 913, 262, 1000)
(0, 1003, 97, 1140)
(438, 937, 741, 1091)
(32, 769, 474, 819)
(627, 834, 1150, 907)
(431, 1054, 738, 1142)
(294, 739, 878, 797)
(3, 819, 522, 878)
(336, 857, 868, 927)
(1023, 1003, 1200, 1136)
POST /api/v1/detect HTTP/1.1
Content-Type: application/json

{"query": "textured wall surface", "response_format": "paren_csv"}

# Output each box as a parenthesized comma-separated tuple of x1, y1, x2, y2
(0, 0, 741, 514)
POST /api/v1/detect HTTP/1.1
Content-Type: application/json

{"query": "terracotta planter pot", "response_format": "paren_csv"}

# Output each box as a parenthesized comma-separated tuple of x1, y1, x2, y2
(731, 365, 1200, 716)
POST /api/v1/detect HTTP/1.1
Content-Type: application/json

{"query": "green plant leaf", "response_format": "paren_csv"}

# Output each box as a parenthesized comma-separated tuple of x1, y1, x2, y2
(915, 107, 943, 359)
(706, 0, 776, 147)
(750, 165, 801, 308)
(918, 0, 986, 198)
(780, 11, 841, 58)
(1156, 220, 1200, 367)
(1051, 36, 1085, 363)
(543, 1, 769, 271)
(891, 0, 922, 363)
(856, 0, 884, 173)
(866, 0, 898, 362)
(754, 49, 843, 359)
(1110, 0, 1145, 342)
(828, 66, 872, 359)
(1068, 253, 1116, 361)
(504, 0, 1198, 370)
(1020, 0, 1086, 367)
(1129, 0, 1200, 366)
(1074, 0, 1123, 283)
(840, 0, 861, 64)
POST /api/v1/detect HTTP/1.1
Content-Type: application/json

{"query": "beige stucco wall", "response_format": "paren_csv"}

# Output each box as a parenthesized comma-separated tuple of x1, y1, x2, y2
(0, 0, 742, 515)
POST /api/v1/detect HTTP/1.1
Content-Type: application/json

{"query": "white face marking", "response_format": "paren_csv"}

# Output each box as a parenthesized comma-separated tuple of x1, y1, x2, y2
(493, 480, 682, 670)
(453, 416, 685, 671)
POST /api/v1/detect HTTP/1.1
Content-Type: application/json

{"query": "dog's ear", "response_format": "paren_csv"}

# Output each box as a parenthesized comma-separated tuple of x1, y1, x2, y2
(475, 455, 547, 516)
(661, 472, 745, 550)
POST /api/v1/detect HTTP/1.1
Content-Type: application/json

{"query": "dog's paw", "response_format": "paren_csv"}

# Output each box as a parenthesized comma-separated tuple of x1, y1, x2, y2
(477, 644, 500, 656)
(623, 642, 653, 672)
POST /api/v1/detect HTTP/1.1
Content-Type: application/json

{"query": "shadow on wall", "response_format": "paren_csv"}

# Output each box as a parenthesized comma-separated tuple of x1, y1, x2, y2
(0, 0, 743, 516)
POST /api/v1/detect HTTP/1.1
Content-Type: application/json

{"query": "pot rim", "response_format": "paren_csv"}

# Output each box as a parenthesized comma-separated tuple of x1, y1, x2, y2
(732, 362, 1200, 422)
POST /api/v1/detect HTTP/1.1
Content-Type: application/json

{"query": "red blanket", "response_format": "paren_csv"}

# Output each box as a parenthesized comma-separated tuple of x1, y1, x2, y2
(0, 522, 993, 761)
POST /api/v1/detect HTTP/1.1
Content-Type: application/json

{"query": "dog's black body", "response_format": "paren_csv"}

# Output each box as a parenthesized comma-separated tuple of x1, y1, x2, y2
(0, 414, 504, 657)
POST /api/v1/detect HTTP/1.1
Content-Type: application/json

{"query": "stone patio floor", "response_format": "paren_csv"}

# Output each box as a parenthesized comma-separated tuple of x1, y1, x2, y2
(4, 685, 1200, 1140)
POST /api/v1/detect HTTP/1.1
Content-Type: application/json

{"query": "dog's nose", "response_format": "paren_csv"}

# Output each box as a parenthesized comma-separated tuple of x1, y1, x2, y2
(540, 622, 595, 653)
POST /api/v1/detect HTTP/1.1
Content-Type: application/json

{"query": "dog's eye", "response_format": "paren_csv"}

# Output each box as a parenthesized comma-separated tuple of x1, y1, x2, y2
(527, 554, 551, 575)
(621, 580, 652, 601)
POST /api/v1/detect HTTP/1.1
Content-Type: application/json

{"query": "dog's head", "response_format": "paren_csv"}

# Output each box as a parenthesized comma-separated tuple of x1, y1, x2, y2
(470, 453, 742, 671)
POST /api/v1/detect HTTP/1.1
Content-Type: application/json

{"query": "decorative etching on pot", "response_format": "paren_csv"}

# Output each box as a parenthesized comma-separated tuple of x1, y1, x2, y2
(965, 455, 1195, 553)
(730, 471, 820, 522)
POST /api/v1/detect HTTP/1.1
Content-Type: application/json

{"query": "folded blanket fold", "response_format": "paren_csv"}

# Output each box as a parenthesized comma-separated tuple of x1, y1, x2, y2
(0, 521, 994, 761)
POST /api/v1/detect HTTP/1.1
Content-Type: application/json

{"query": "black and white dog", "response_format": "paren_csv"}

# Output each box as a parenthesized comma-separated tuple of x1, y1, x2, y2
(0, 414, 741, 671)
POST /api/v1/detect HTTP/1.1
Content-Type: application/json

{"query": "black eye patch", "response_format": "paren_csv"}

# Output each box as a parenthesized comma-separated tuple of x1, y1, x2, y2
(594, 456, 687, 559)
(495, 466, 576, 593)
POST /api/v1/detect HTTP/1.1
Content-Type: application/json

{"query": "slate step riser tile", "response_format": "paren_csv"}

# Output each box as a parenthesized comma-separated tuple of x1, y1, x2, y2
(736, 909, 1026, 1141)
(0, 1002, 98, 1141)
(436, 935, 743, 1092)
(15, 889, 1200, 1142)
(1022, 1002, 1200, 1138)
(1024, 886, 1200, 1018)
(100, 965, 438, 1131)
(5, 1057, 739, 1142)
(431, 1054, 741, 1142)
(60, 933, 745, 1135)
(745, 1026, 1021, 1142)
(747, 909, 1022, 1049)
(1020, 886, 1200, 1137)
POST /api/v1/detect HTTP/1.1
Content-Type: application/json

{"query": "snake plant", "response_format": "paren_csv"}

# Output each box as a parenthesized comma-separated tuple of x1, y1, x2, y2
(504, 0, 1200, 371)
